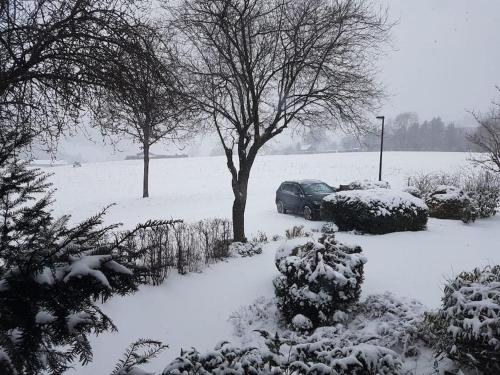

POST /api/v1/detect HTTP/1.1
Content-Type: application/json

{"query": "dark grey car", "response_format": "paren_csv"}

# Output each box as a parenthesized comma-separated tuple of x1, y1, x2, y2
(275, 180, 335, 220)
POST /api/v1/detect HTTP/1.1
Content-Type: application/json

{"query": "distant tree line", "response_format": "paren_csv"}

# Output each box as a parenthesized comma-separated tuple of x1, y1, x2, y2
(342, 112, 479, 152)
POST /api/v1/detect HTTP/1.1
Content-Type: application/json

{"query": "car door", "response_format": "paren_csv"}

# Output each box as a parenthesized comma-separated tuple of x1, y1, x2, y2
(279, 183, 293, 209)
(287, 183, 303, 212)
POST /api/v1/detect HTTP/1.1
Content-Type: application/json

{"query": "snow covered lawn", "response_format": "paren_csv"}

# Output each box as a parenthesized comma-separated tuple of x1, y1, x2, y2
(42, 152, 500, 374)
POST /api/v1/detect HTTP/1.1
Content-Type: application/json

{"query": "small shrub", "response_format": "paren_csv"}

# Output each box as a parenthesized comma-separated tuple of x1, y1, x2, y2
(350, 293, 426, 357)
(337, 179, 391, 191)
(274, 234, 366, 328)
(229, 241, 263, 257)
(251, 231, 269, 244)
(402, 186, 421, 198)
(424, 265, 500, 374)
(284, 225, 311, 239)
(462, 171, 500, 218)
(321, 189, 428, 234)
(426, 185, 477, 223)
(321, 222, 338, 234)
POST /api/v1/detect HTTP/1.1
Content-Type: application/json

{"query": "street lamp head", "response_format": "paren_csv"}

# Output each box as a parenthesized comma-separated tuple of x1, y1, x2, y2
(376, 116, 385, 120)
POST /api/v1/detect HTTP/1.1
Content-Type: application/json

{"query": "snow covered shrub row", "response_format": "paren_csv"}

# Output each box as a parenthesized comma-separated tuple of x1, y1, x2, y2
(409, 170, 500, 219)
(273, 234, 366, 328)
(425, 185, 477, 223)
(229, 241, 263, 257)
(122, 218, 232, 284)
(321, 188, 428, 234)
(337, 179, 391, 191)
(162, 337, 404, 375)
(424, 265, 500, 374)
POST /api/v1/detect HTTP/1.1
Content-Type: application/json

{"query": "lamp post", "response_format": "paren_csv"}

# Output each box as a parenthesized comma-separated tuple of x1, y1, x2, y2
(376, 116, 385, 181)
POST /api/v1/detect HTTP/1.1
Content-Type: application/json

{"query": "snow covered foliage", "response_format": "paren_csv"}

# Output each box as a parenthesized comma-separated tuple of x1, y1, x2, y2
(0, 141, 176, 375)
(321, 189, 428, 234)
(229, 241, 263, 257)
(424, 265, 500, 374)
(337, 179, 391, 191)
(425, 185, 477, 223)
(162, 336, 404, 375)
(409, 170, 500, 219)
(273, 234, 366, 328)
(111, 339, 167, 375)
(461, 171, 500, 218)
(349, 293, 426, 357)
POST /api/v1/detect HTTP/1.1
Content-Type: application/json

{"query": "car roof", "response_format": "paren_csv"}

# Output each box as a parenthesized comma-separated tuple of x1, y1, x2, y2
(282, 179, 324, 185)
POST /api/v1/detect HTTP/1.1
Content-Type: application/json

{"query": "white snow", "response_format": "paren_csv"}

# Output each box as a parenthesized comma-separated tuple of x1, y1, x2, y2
(324, 188, 428, 213)
(35, 151, 499, 374)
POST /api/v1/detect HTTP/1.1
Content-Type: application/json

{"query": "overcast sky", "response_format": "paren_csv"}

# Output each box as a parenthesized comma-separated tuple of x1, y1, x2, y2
(53, 0, 500, 160)
(379, 0, 500, 124)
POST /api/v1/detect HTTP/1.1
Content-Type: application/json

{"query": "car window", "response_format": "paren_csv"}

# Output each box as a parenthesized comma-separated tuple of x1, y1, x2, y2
(302, 182, 334, 195)
(281, 183, 300, 194)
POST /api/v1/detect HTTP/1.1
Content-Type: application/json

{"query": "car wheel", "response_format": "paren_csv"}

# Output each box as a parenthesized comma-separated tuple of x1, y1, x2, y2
(303, 205, 313, 220)
(277, 200, 286, 214)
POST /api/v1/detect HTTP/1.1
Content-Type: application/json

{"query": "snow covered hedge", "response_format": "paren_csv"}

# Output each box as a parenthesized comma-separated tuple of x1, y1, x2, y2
(321, 189, 428, 234)
(425, 185, 477, 223)
(162, 337, 404, 375)
(273, 234, 366, 328)
(123, 218, 232, 284)
(337, 179, 390, 191)
(424, 265, 500, 374)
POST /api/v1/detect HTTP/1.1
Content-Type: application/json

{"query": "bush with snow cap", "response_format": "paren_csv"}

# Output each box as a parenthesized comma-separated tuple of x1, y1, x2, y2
(321, 188, 428, 234)
(229, 241, 263, 257)
(424, 265, 500, 374)
(274, 234, 366, 328)
(425, 185, 478, 223)
(337, 179, 391, 191)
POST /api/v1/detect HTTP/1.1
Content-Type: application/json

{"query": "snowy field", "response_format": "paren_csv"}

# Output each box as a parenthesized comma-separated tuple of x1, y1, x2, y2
(40, 151, 500, 374)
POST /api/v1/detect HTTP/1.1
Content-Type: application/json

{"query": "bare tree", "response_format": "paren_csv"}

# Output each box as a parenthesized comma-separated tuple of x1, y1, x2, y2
(92, 25, 190, 198)
(0, 0, 147, 146)
(468, 92, 500, 173)
(171, 0, 390, 241)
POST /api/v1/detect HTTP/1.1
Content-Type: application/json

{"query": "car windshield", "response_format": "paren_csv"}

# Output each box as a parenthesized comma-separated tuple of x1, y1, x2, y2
(301, 182, 333, 195)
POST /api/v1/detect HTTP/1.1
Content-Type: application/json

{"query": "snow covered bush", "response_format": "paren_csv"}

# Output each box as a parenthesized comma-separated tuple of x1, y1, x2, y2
(402, 186, 421, 198)
(424, 265, 500, 374)
(337, 179, 391, 191)
(350, 293, 426, 357)
(0, 138, 175, 375)
(409, 170, 500, 219)
(285, 225, 311, 239)
(273, 234, 366, 327)
(462, 171, 500, 218)
(162, 336, 404, 375)
(321, 189, 428, 234)
(229, 241, 263, 257)
(425, 185, 477, 223)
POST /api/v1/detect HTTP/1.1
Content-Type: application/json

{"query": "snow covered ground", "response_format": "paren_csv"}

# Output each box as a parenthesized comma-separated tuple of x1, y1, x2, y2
(42, 152, 500, 374)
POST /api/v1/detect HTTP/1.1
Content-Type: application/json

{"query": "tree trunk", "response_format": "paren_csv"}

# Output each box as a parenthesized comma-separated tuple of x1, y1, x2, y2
(232, 174, 249, 242)
(143, 142, 150, 198)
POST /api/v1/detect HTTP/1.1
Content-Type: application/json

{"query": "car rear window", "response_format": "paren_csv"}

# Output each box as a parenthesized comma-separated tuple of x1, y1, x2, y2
(302, 183, 334, 194)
